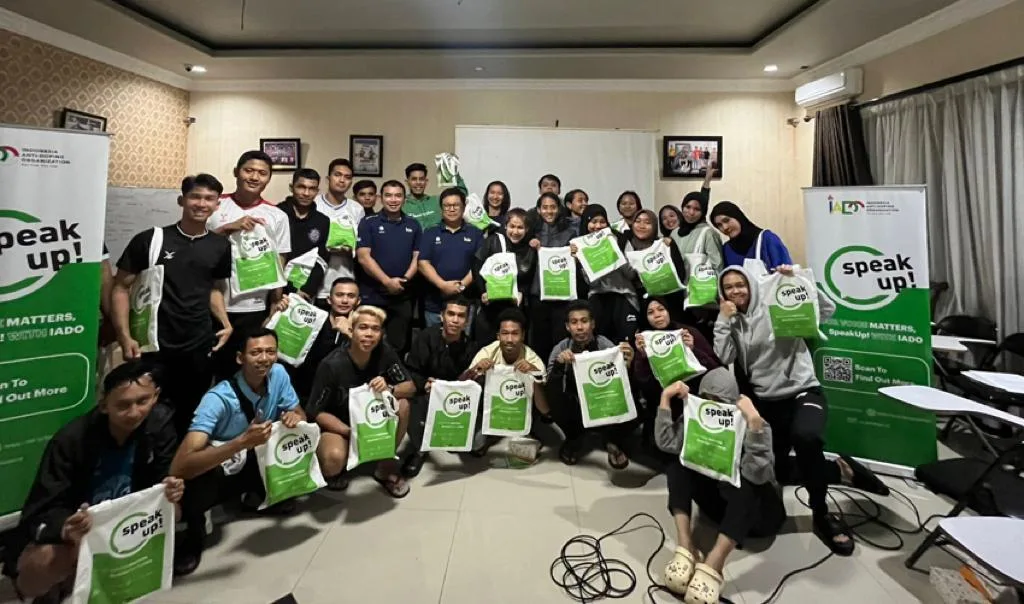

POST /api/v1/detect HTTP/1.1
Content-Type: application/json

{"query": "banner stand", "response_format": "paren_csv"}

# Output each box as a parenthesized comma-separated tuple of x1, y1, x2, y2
(0, 124, 110, 530)
(803, 186, 936, 476)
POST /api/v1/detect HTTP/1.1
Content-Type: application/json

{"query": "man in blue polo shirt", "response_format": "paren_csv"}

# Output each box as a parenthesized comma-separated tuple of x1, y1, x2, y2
(169, 327, 305, 576)
(417, 188, 483, 327)
(356, 180, 422, 354)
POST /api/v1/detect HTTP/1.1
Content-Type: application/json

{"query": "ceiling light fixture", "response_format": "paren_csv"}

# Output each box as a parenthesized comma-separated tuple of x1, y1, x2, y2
(474, 66, 485, 72)
(763, 64, 779, 73)
(185, 64, 207, 74)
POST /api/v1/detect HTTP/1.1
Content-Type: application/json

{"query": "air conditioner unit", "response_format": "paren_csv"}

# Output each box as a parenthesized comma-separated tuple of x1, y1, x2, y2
(795, 68, 863, 109)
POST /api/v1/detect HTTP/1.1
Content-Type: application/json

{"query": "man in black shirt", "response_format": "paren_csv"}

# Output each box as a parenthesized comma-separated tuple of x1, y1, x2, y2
(400, 296, 479, 477)
(353, 179, 378, 217)
(306, 306, 417, 497)
(113, 174, 233, 438)
(277, 168, 330, 301)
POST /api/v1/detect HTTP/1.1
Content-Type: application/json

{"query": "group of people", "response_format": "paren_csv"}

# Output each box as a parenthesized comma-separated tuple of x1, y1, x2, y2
(3, 151, 892, 604)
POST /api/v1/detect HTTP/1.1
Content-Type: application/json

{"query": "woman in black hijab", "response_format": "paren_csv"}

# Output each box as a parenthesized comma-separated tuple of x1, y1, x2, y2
(472, 207, 535, 347)
(573, 204, 639, 344)
(709, 201, 793, 273)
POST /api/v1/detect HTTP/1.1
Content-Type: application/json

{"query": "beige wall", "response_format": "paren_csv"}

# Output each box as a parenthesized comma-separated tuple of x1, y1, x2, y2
(860, 1, 1024, 100)
(0, 30, 189, 188)
(188, 89, 811, 261)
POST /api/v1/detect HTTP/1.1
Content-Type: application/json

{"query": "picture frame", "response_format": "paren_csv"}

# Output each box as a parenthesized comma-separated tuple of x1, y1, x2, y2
(349, 135, 384, 177)
(260, 138, 302, 172)
(60, 108, 107, 132)
(662, 136, 723, 179)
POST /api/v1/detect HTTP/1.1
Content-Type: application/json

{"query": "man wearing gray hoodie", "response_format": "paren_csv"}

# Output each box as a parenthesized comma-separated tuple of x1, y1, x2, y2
(714, 264, 889, 557)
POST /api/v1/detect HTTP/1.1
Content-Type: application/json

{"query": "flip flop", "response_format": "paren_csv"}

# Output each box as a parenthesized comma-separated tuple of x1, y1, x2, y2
(606, 444, 629, 470)
(326, 472, 350, 492)
(684, 563, 724, 604)
(839, 455, 890, 496)
(663, 546, 697, 595)
(559, 440, 581, 466)
(374, 473, 410, 499)
(813, 513, 855, 556)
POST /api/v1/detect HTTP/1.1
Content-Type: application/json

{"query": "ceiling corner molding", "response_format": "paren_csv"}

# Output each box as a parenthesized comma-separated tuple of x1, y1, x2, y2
(190, 78, 796, 94)
(794, 0, 1016, 84)
(0, 6, 191, 89)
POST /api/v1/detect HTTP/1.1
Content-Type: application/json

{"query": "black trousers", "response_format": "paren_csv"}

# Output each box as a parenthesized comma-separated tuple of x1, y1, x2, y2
(589, 293, 638, 344)
(379, 296, 414, 355)
(544, 378, 636, 450)
(527, 297, 569, 366)
(666, 461, 786, 544)
(753, 387, 840, 516)
(180, 451, 263, 543)
(143, 346, 213, 440)
(212, 311, 267, 383)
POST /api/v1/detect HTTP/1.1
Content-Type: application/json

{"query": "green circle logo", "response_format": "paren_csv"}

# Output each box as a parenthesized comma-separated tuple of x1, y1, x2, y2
(110, 512, 155, 557)
(274, 432, 310, 466)
(364, 397, 390, 427)
(774, 281, 809, 309)
(499, 379, 526, 403)
(443, 392, 472, 417)
(697, 401, 734, 433)
(821, 245, 900, 311)
(548, 255, 569, 273)
(588, 361, 616, 385)
(649, 331, 677, 356)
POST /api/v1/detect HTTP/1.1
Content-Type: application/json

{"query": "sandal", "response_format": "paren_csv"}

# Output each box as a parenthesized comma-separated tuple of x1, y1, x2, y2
(326, 472, 350, 491)
(684, 563, 724, 604)
(813, 512, 854, 556)
(606, 444, 629, 470)
(839, 455, 890, 496)
(559, 440, 581, 466)
(663, 546, 697, 595)
(373, 473, 410, 499)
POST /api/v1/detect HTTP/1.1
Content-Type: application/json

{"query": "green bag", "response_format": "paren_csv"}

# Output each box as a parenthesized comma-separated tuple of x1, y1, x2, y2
(422, 380, 482, 452)
(347, 385, 399, 470)
(538, 246, 576, 300)
(572, 347, 638, 428)
(680, 396, 747, 487)
(254, 421, 326, 509)
(627, 240, 684, 296)
(640, 330, 707, 387)
(570, 228, 627, 281)
(761, 267, 821, 340)
(480, 248, 518, 301)
(230, 225, 286, 295)
(266, 294, 329, 366)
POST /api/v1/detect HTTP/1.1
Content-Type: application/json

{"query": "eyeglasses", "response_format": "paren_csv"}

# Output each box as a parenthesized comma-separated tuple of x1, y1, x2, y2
(442, 204, 462, 210)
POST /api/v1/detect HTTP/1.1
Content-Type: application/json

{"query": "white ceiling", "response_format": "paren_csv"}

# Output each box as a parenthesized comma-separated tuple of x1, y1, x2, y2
(0, 0, 1003, 82)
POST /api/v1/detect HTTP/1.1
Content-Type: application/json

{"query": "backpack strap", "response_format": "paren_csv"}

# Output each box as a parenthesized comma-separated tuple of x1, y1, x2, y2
(754, 231, 765, 263)
(228, 377, 260, 423)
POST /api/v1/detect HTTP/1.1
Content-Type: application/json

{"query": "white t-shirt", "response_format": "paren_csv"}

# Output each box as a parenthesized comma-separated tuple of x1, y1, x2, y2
(314, 193, 365, 299)
(207, 195, 291, 313)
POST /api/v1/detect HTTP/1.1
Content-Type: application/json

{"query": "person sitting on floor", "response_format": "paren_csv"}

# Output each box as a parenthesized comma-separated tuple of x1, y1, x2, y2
(546, 299, 635, 469)
(656, 378, 785, 604)
(4, 361, 184, 602)
(306, 306, 416, 497)
(401, 296, 480, 477)
(715, 264, 890, 556)
(170, 328, 306, 576)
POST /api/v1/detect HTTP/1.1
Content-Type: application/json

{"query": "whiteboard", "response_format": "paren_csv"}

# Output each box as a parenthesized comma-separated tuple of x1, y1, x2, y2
(455, 126, 656, 222)
(105, 187, 180, 264)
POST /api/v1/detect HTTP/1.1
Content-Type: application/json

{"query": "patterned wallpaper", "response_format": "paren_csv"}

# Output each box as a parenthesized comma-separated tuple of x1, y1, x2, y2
(0, 30, 189, 188)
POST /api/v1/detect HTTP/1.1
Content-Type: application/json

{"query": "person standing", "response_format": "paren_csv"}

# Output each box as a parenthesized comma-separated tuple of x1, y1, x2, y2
(564, 189, 589, 227)
(207, 150, 291, 382)
(113, 174, 233, 438)
(526, 193, 576, 364)
(277, 168, 330, 301)
(573, 204, 639, 344)
(314, 158, 365, 309)
(417, 188, 484, 327)
(403, 162, 467, 230)
(471, 208, 535, 348)
(612, 191, 642, 233)
(356, 180, 422, 354)
(672, 168, 721, 339)
(709, 202, 792, 273)
(538, 174, 562, 196)
(353, 179, 378, 217)
(483, 180, 511, 228)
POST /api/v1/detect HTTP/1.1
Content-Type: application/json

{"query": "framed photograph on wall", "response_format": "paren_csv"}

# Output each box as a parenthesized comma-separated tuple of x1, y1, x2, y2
(662, 136, 722, 179)
(350, 135, 383, 177)
(60, 108, 107, 132)
(260, 138, 302, 172)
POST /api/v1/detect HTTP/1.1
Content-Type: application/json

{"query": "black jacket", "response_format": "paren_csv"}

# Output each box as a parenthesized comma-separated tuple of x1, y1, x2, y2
(278, 197, 330, 298)
(404, 326, 480, 394)
(7, 405, 176, 557)
(471, 231, 536, 301)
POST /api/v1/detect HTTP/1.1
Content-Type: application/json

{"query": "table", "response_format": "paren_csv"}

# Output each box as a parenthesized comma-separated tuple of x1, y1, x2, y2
(880, 385, 1024, 429)
(931, 335, 996, 353)
(961, 370, 1024, 396)
(939, 517, 1024, 586)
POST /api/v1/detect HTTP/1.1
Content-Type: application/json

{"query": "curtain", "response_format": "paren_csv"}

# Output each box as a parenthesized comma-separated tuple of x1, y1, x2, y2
(861, 64, 1024, 338)
(812, 104, 874, 186)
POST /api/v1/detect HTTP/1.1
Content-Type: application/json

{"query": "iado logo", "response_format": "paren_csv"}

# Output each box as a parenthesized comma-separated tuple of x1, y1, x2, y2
(547, 255, 569, 273)
(443, 391, 473, 417)
(499, 379, 526, 403)
(697, 401, 735, 433)
(0, 145, 20, 163)
(648, 331, 678, 356)
(588, 361, 617, 386)
(0, 210, 84, 302)
(827, 196, 865, 215)
(239, 230, 270, 259)
(274, 432, 313, 466)
(109, 510, 165, 557)
(774, 280, 810, 309)
(364, 396, 393, 428)
(642, 250, 667, 272)
(821, 245, 918, 311)
(288, 304, 320, 327)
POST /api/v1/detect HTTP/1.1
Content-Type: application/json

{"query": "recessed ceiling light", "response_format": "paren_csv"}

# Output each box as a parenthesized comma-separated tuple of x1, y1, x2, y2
(763, 64, 779, 73)
(186, 64, 207, 74)
(474, 66, 485, 72)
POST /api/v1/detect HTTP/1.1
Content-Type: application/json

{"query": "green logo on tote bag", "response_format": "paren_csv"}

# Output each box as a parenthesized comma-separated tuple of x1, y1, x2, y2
(443, 392, 473, 417)
(697, 401, 735, 433)
(273, 432, 314, 466)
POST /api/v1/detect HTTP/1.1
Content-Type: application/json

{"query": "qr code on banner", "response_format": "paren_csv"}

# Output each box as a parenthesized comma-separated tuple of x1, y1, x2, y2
(823, 356, 853, 384)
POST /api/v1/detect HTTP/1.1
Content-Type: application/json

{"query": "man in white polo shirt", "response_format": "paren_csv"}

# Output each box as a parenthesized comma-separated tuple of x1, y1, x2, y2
(207, 150, 291, 381)
(314, 158, 365, 310)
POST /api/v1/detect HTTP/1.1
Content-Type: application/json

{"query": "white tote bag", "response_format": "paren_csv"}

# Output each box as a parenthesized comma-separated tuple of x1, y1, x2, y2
(128, 227, 164, 354)
(572, 347, 637, 428)
(266, 294, 329, 366)
(254, 421, 327, 509)
(680, 396, 747, 487)
(742, 231, 768, 278)
(482, 366, 535, 437)
(284, 247, 326, 291)
(626, 239, 685, 296)
(538, 246, 577, 301)
(422, 380, 483, 452)
(347, 384, 399, 471)
(229, 224, 286, 296)
(70, 484, 174, 604)
(569, 228, 627, 281)
(480, 238, 519, 302)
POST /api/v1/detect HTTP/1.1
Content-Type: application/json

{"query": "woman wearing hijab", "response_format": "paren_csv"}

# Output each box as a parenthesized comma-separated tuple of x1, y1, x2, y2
(715, 265, 890, 557)
(526, 193, 577, 363)
(472, 208, 535, 347)
(626, 210, 687, 317)
(709, 201, 792, 274)
(572, 204, 639, 343)
(612, 191, 642, 233)
(664, 166, 715, 239)
(484, 180, 511, 228)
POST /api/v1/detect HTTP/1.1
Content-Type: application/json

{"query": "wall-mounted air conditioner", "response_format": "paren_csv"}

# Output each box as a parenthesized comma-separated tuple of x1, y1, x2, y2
(795, 68, 863, 109)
